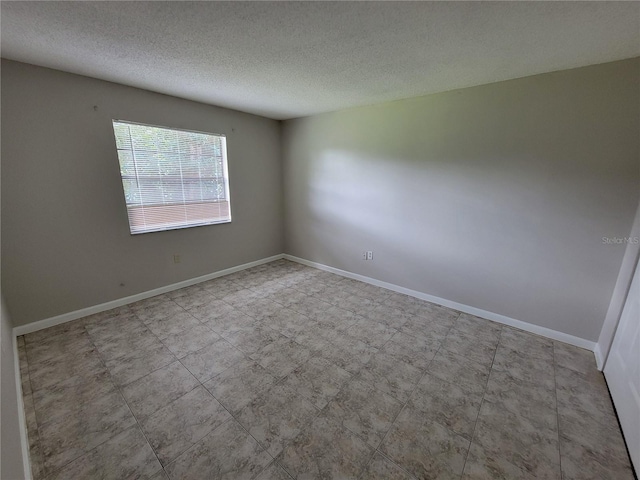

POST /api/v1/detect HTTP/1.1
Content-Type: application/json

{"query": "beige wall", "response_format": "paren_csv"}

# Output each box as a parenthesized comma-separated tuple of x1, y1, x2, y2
(3, 58, 639, 342)
(283, 58, 640, 342)
(1, 60, 284, 326)
(1, 297, 27, 479)
(598, 200, 640, 366)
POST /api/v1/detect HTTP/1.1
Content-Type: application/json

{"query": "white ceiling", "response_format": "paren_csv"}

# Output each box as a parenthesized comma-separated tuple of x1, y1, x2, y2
(1, 1, 638, 120)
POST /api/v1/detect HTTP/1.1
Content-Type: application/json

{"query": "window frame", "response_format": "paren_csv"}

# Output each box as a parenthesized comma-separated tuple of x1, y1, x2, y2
(111, 119, 232, 235)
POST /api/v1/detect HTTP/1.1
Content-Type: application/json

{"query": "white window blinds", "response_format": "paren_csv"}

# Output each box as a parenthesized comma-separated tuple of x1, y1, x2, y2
(112, 120, 231, 234)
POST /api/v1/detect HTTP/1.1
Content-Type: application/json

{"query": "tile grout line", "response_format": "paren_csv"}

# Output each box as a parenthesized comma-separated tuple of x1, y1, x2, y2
(552, 342, 564, 479)
(20, 342, 43, 480)
(459, 322, 503, 477)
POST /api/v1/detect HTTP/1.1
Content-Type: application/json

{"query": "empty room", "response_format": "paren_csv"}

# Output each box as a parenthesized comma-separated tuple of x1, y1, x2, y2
(1, 1, 639, 479)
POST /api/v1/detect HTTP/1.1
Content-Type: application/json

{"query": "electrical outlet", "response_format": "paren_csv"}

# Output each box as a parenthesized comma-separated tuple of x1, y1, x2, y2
(173, 254, 181, 264)
(367, 251, 373, 260)
(362, 251, 368, 260)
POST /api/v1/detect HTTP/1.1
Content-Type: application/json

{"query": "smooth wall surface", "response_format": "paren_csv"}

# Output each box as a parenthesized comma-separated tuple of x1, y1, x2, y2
(1, 297, 27, 480)
(2, 60, 284, 326)
(283, 58, 640, 342)
(598, 200, 640, 367)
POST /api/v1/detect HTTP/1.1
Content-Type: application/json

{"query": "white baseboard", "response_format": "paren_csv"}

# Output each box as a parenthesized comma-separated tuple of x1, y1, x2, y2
(13, 254, 284, 337)
(594, 343, 605, 371)
(13, 250, 598, 354)
(14, 335, 33, 480)
(284, 254, 597, 352)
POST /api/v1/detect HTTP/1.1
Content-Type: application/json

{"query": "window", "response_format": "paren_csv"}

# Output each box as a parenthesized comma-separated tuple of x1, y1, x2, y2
(112, 120, 231, 234)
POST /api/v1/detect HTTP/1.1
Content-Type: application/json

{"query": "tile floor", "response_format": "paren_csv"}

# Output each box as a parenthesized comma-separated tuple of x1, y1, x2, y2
(17, 259, 634, 479)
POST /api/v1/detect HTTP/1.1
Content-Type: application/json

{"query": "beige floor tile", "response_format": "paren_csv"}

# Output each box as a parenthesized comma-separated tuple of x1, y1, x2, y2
(453, 313, 502, 342)
(24, 318, 86, 345)
(288, 296, 334, 320)
(26, 329, 95, 365)
(557, 404, 631, 473)
(314, 338, 376, 374)
(202, 309, 257, 335)
(324, 378, 403, 449)
(412, 303, 460, 327)
(462, 443, 536, 480)
(254, 462, 292, 480)
(367, 304, 415, 329)
(48, 426, 161, 480)
(121, 361, 199, 421)
(277, 415, 373, 479)
(33, 370, 119, 424)
(172, 289, 216, 310)
(491, 344, 556, 392)
(400, 316, 452, 343)
(238, 297, 285, 322)
(105, 342, 176, 386)
(264, 308, 312, 338)
(441, 329, 498, 368)
(553, 341, 597, 375)
(39, 391, 136, 475)
(235, 383, 318, 457)
(141, 386, 232, 466)
(499, 327, 554, 361)
(91, 322, 163, 362)
(280, 356, 351, 409)
(356, 351, 423, 402)
(473, 400, 561, 480)
(380, 405, 470, 480)
(559, 434, 634, 480)
(361, 452, 415, 480)
(179, 338, 245, 382)
(343, 319, 398, 348)
(410, 373, 483, 440)
(203, 359, 278, 415)
(28, 347, 107, 392)
(250, 337, 312, 378)
(381, 331, 440, 370)
(133, 299, 185, 323)
(427, 348, 491, 395)
(484, 368, 557, 431)
(17, 260, 632, 480)
(160, 324, 221, 359)
(164, 420, 271, 480)
(187, 299, 238, 323)
(555, 364, 617, 422)
(143, 310, 202, 340)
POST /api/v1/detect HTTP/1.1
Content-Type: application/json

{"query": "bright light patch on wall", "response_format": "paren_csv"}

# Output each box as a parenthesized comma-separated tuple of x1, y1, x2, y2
(112, 120, 231, 234)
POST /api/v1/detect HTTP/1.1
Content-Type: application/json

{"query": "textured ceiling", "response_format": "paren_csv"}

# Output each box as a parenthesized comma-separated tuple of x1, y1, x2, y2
(1, 1, 638, 120)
